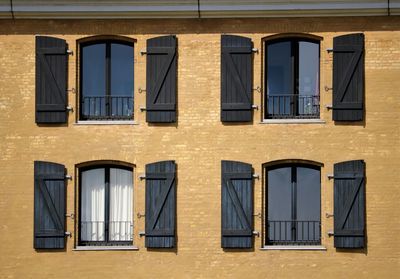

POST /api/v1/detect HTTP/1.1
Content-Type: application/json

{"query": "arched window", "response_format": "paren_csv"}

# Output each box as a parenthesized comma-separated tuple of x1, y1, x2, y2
(80, 38, 134, 120)
(264, 36, 320, 119)
(79, 163, 133, 246)
(265, 162, 321, 246)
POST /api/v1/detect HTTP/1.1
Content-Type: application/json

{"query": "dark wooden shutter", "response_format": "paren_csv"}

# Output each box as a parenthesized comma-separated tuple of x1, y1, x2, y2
(146, 35, 177, 123)
(332, 33, 364, 121)
(334, 160, 365, 248)
(36, 36, 68, 124)
(34, 161, 66, 249)
(221, 160, 253, 248)
(145, 160, 176, 248)
(221, 35, 253, 122)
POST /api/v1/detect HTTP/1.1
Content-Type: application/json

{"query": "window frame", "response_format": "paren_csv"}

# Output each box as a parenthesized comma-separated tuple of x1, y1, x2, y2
(78, 164, 134, 247)
(263, 34, 322, 120)
(78, 36, 135, 122)
(264, 162, 322, 246)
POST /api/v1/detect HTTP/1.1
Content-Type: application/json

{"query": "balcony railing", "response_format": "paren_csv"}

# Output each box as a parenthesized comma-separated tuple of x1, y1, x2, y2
(266, 220, 321, 245)
(80, 221, 133, 243)
(81, 95, 133, 120)
(266, 94, 320, 119)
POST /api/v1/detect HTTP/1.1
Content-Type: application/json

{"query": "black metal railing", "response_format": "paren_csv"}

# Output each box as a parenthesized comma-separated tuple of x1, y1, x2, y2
(80, 221, 133, 242)
(267, 220, 321, 245)
(266, 94, 320, 119)
(81, 96, 133, 120)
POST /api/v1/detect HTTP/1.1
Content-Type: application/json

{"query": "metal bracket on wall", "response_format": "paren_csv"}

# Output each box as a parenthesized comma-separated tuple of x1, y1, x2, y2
(252, 174, 260, 179)
(140, 106, 146, 112)
(139, 174, 146, 180)
(252, 48, 259, 53)
(324, 86, 333, 92)
(65, 213, 75, 219)
(66, 106, 74, 112)
(326, 48, 333, 53)
(253, 231, 260, 237)
(327, 231, 335, 237)
(65, 174, 72, 180)
(325, 213, 334, 218)
(325, 105, 333, 110)
(140, 50, 147, 55)
(139, 231, 146, 237)
(137, 213, 145, 219)
(138, 87, 146, 93)
(67, 88, 76, 94)
(253, 86, 261, 93)
(65, 231, 72, 237)
(327, 174, 334, 180)
(67, 50, 73, 55)
(252, 105, 259, 110)
(253, 212, 261, 218)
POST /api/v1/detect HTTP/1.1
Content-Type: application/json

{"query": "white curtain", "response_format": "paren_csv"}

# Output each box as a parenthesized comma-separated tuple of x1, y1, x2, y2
(109, 168, 133, 241)
(81, 168, 105, 241)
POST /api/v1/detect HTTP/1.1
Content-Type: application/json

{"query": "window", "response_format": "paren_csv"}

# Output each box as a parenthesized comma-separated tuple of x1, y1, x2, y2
(80, 40, 134, 120)
(264, 37, 320, 119)
(265, 163, 321, 246)
(79, 165, 133, 246)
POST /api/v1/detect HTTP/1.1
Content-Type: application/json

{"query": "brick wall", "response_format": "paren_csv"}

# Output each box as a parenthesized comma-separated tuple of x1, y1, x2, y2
(0, 17, 399, 278)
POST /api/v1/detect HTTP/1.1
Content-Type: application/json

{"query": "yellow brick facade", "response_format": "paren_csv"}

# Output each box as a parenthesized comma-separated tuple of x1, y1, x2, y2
(0, 16, 399, 278)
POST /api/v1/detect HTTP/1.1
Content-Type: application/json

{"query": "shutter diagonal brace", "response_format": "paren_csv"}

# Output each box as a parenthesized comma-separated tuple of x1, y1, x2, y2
(222, 51, 251, 106)
(335, 177, 364, 233)
(334, 47, 363, 107)
(223, 175, 252, 235)
(37, 49, 66, 110)
(147, 174, 175, 234)
(35, 178, 64, 233)
(148, 47, 176, 111)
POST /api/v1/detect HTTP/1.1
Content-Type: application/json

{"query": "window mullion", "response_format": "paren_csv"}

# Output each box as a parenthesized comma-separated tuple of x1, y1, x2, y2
(291, 166, 297, 242)
(106, 43, 111, 117)
(105, 167, 110, 243)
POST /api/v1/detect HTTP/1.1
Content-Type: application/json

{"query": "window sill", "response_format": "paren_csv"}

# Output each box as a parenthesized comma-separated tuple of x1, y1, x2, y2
(260, 245, 326, 251)
(75, 120, 139, 125)
(73, 245, 139, 251)
(260, 119, 325, 124)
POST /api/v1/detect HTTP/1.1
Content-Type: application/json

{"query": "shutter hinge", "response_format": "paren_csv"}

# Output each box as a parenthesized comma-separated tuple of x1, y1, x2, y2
(327, 231, 334, 237)
(65, 213, 75, 219)
(139, 174, 146, 180)
(327, 174, 334, 180)
(253, 231, 260, 237)
(138, 87, 146, 93)
(325, 104, 333, 110)
(324, 86, 333, 92)
(67, 88, 76, 93)
(140, 106, 146, 112)
(253, 86, 261, 93)
(325, 212, 334, 218)
(253, 212, 261, 218)
(65, 231, 72, 237)
(252, 104, 259, 110)
(65, 174, 72, 180)
(67, 49, 73, 55)
(252, 174, 260, 179)
(66, 106, 74, 112)
(252, 48, 259, 53)
(326, 48, 333, 53)
(139, 231, 146, 237)
(137, 212, 145, 219)
(140, 50, 147, 55)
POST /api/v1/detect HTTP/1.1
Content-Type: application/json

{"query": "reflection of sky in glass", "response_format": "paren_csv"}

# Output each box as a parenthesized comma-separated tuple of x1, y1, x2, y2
(267, 41, 292, 96)
(299, 42, 319, 96)
(82, 44, 106, 97)
(111, 43, 134, 97)
(268, 167, 291, 221)
(296, 167, 320, 220)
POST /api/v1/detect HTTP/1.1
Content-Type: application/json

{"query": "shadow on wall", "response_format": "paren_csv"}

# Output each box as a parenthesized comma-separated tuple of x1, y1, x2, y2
(2, 17, 400, 35)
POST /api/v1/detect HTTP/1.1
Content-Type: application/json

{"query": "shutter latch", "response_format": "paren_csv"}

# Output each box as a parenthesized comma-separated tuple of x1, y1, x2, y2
(252, 231, 260, 237)
(140, 106, 146, 112)
(327, 231, 334, 237)
(139, 174, 146, 180)
(65, 213, 75, 219)
(252, 174, 260, 179)
(65, 174, 73, 180)
(326, 48, 333, 53)
(137, 212, 145, 219)
(66, 106, 73, 112)
(67, 49, 73, 55)
(327, 174, 334, 180)
(252, 104, 259, 110)
(139, 231, 146, 237)
(252, 48, 259, 53)
(324, 86, 333, 92)
(140, 50, 147, 55)
(138, 87, 146, 93)
(325, 213, 334, 218)
(325, 105, 333, 110)
(65, 231, 72, 238)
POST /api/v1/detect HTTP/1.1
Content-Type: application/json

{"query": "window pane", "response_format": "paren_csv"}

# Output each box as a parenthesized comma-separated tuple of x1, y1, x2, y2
(109, 168, 133, 241)
(81, 168, 105, 241)
(299, 41, 319, 115)
(267, 41, 292, 116)
(268, 167, 292, 242)
(82, 44, 106, 117)
(111, 43, 134, 117)
(296, 166, 320, 242)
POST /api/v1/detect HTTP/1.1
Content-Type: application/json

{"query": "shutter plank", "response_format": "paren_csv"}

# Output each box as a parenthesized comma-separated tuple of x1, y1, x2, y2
(221, 35, 253, 122)
(221, 160, 253, 248)
(334, 160, 365, 248)
(34, 161, 66, 249)
(145, 161, 176, 248)
(146, 36, 177, 123)
(332, 33, 364, 121)
(36, 36, 68, 124)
